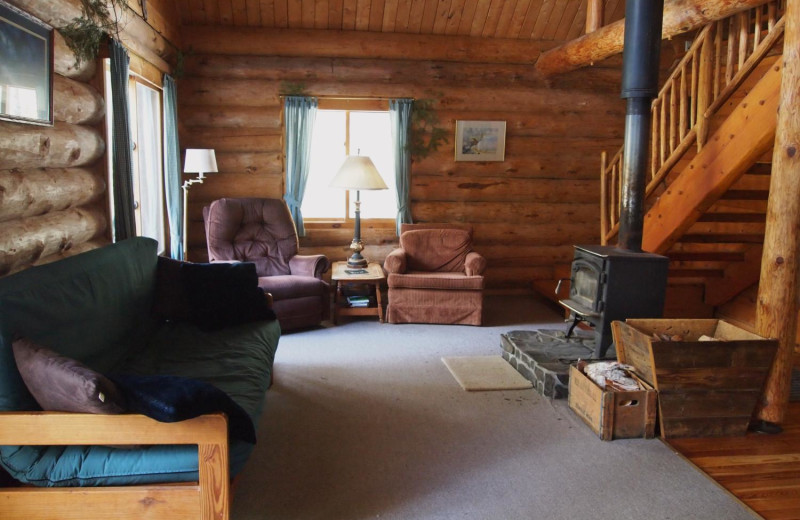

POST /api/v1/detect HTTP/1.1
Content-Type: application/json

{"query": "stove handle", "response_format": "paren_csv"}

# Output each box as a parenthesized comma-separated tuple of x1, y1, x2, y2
(554, 278, 571, 296)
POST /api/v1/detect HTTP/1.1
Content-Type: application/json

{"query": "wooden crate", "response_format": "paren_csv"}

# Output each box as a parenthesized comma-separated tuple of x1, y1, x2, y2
(612, 319, 779, 439)
(568, 365, 657, 440)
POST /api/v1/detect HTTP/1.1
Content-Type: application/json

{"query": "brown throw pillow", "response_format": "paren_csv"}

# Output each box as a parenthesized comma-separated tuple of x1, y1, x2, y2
(12, 338, 126, 414)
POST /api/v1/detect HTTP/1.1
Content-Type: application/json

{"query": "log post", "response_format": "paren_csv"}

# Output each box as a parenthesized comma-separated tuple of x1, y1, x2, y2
(586, 0, 605, 34)
(535, 0, 771, 77)
(754, 0, 800, 425)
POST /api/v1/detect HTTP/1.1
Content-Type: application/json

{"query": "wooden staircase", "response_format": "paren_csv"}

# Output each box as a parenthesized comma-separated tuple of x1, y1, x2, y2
(598, 2, 786, 312)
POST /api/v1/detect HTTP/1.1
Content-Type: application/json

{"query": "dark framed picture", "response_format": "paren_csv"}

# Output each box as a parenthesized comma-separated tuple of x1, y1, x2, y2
(0, 0, 54, 126)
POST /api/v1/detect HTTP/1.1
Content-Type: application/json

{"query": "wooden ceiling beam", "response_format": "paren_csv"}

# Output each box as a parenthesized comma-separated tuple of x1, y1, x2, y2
(535, 0, 772, 76)
(181, 26, 558, 64)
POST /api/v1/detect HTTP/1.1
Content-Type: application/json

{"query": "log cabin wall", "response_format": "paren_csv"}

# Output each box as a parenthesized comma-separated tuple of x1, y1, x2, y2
(178, 30, 627, 291)
(0, 0, 180, 277)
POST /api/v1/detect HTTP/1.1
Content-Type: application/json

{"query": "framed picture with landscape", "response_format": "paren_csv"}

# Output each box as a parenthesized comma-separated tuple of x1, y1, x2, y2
(0, 0, 54, 126)
(454, 120, 506, 162)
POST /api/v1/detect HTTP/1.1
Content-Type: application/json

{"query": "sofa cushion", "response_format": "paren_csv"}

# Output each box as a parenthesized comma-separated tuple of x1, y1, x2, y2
(0, 237, 159, 412)
(180, 262, 276, 331)
(387, 272, 485, 291)
(0, 318, 281, 487)
(12, 338, 125, 415)
(257, 274, 328, 300)
(400, 229, 472, 273)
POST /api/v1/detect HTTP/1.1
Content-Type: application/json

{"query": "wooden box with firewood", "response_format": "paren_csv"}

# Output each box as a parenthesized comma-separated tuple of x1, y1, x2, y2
(568, 363, 657, 441)
(611, 319, 779, 439)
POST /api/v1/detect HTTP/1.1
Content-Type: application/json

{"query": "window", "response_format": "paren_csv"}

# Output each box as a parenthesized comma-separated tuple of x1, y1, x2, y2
(302, 108, 396, 221)
(104, 62, 166, 253)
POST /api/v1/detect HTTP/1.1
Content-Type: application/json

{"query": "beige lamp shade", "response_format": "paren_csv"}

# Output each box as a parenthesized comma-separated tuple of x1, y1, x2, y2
(329, 156, 388, 190)
(183, 149, 218, 175)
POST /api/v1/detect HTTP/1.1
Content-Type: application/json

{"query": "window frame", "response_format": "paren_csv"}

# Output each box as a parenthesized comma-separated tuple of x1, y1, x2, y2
(302, 98, 396, 230)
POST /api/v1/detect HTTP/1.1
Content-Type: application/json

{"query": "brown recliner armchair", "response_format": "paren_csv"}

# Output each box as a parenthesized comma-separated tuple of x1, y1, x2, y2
(203, 197, 330, 331)
(384, 224, 486, 325)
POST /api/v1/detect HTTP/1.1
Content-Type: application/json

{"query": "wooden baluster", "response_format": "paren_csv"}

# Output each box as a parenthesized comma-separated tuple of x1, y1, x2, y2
(670, 78, 677, 153)
(726, 17, 736, 85)
(610, 165, 617, 229)
(696, 24, 715, 150)
(714, 20, 722, 98)
(679, 64, 687, 141)
(651, 103, 658, 180)
(739, 11, 749, 68)
(754, 4, 763, 47)
(615, 163, 622, 227)
(600, 151, 608, 244)
(691, 50, 698, 128)
(660, 96, 667, 167)
(768, 1, 777, 30)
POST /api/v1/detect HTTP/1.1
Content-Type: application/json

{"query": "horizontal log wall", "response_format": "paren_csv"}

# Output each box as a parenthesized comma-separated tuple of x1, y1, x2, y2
(180, 35, 626, 290)
(0, 0, 179, 276)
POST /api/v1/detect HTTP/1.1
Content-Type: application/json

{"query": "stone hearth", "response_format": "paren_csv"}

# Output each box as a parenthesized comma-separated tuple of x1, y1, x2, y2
(500, 329, 595, 399)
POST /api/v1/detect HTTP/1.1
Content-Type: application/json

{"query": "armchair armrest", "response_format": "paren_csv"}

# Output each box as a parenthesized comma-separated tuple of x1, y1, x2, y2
(465, 252, 487, 276)
(384, 248, 407, 274)
(289, 254, 330, 279)
(0, 412, 230, 520)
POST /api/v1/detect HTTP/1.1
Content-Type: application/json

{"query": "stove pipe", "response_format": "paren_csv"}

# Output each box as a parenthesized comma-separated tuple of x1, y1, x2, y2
(618, 0, 664, 252)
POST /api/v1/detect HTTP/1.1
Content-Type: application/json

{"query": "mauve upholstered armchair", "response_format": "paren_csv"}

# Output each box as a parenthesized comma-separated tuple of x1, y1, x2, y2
(383, 224, 486, 326)
(203, 197, 331, 331)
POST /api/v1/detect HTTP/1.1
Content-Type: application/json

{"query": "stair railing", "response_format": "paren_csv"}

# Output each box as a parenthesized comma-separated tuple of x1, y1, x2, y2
(600, 0, 785, 245)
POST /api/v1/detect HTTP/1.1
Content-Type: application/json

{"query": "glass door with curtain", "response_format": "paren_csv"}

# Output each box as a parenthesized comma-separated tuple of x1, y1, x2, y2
(104, 62, 167, 253)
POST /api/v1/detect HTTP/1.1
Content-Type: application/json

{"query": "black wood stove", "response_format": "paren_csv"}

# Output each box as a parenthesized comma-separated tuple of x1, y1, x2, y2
(559, 245, 668, 358)
(558, 0, 669, 359)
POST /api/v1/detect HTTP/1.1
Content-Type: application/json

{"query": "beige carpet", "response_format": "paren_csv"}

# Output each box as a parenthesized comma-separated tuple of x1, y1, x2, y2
(442, 355, 533, 391)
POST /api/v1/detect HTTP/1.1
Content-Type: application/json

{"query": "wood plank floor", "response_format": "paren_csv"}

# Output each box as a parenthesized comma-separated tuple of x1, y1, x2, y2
(667, 402, 800, 520)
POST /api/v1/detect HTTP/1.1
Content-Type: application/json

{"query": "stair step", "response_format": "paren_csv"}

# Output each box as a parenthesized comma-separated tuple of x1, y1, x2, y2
(669, 269, 725, 278)
(682, 234, 765, 243)
(668, 251, 746, 261)
(697, 213, 767, 223)
(722, 190, 770, 200)
(748, 163, 773, 175)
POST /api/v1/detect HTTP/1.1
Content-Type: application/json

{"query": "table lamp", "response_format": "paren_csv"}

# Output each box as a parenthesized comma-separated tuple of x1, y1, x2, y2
(330, 155, 388, 268)
(182, 148, 218, 259)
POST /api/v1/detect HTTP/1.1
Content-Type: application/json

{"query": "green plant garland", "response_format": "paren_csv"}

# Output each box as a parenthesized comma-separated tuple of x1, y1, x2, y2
(409, 97, 448, 161)
(59, 0, 127, 66)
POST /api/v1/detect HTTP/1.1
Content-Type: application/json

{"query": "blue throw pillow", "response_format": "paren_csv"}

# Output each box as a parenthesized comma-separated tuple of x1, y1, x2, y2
(180, 262, 276, 331)
(109, 374, 256, 444)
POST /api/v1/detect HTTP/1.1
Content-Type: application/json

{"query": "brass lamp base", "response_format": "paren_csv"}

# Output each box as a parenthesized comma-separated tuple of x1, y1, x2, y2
(346, 253, 368, 268)
(347, 238, 368, 268)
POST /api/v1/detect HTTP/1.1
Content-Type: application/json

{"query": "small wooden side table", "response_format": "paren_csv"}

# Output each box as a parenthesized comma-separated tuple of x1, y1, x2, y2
(331, 261, 386, 324)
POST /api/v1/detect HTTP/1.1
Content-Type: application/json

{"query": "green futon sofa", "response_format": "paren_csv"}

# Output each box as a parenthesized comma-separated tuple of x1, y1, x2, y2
(0, 237, 281, 519)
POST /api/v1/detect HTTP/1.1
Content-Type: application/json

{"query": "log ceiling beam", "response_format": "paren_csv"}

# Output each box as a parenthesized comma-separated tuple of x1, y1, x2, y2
(182, 27, 558, 64)
(535, 0, 772, 76)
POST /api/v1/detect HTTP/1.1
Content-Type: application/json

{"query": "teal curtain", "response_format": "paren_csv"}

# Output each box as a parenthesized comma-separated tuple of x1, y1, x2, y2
(390, 99, 413, 235)
(108, 39, 136, 241)
(283, 96, 317, 237)
(162, 74, 182, 259)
